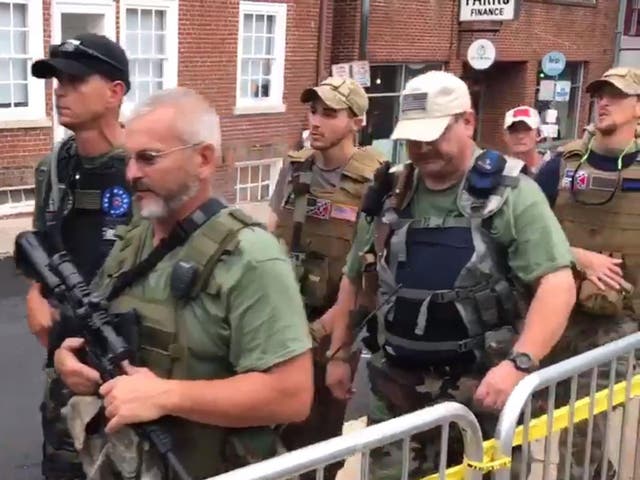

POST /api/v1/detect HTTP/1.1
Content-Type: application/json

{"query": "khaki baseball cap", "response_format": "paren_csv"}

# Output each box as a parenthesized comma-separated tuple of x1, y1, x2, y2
(391, 71, 472, 143)
(300, 77, 368, 116)
(586, 67, 640, 96)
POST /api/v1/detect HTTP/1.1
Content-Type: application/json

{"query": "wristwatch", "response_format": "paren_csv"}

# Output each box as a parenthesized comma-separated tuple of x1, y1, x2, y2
(506, 350, 539, 373)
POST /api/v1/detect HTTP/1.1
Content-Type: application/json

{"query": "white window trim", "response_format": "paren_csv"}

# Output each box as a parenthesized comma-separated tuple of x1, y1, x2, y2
(234, 1, 287, 115)
(119, 0, 179, 112)
(0, 0, 45, 123)
(0, 184, 35, 216)
(235, 157, 283, 204)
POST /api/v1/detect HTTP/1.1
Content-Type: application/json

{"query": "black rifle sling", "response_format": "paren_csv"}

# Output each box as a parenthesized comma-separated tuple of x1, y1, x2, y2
(106, 197, 226, 301)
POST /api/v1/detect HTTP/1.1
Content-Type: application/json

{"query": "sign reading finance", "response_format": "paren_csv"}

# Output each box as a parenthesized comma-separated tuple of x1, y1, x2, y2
(459, 0, 518, 22)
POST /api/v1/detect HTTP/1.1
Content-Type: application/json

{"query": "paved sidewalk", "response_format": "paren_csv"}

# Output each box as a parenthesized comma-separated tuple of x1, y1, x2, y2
(0, 215, 31, 258)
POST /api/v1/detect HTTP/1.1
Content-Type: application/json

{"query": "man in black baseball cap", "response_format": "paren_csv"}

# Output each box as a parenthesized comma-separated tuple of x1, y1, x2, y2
(32, 32, 130, 91)
(27, 32, 133, 480)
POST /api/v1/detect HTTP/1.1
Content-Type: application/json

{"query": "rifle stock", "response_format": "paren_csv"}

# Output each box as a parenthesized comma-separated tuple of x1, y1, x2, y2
(14, 231, 192, 480)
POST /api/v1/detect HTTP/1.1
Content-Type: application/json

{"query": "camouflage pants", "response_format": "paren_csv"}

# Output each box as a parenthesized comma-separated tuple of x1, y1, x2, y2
(366, 353, 497, 480)
(535, 311, 638, 480)
(41, 367, 86, 480)
(280, 335, 360, 480)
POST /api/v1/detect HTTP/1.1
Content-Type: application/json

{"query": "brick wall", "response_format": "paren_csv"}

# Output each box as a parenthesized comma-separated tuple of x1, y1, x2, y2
(178, 0, 325, 202)
(333, 0, 619, 151)
(0, 0, 620, 191)
(0, 0, 53, 189)
(0, 0, 330, 197)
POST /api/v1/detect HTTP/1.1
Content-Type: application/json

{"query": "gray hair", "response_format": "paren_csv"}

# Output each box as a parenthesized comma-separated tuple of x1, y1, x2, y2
(127, 87, 222, 155)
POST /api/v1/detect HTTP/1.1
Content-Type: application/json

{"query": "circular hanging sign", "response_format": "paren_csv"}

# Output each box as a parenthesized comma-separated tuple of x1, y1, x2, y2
(467, 39, 496, 71)
(541, 51, 566, 77)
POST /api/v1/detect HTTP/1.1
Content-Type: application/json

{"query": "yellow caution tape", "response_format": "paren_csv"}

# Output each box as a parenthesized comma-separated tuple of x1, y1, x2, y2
(464, 455, 511, 472)
(421, 374, 640, 479)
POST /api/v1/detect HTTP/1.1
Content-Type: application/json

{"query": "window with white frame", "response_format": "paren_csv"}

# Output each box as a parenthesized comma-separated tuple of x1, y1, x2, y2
(120, 0, 178, 110)
(361, 63, 444, 164)
(235, 158, 282, 203)
(235, 1, 287, 113)
(0, 0, 44, 121)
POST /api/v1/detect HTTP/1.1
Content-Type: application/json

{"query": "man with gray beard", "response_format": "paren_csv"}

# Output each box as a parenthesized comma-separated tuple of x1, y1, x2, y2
(53, 87, 313, 479)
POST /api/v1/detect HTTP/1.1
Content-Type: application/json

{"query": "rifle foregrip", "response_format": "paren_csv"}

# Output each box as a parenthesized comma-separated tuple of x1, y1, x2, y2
(14, 231, 62, 290)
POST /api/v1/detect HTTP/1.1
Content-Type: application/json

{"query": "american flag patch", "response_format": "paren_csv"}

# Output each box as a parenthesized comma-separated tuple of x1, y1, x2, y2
(401, 92, 428, 114)
(331, 203, 358, 222)
(561, 169, 574, 189)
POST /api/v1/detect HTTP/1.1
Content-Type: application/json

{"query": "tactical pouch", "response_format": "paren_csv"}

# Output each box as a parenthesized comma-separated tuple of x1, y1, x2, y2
(367, 356, 426, 415)
(484, 326, 517, 367)
(300, 252, 330, 308)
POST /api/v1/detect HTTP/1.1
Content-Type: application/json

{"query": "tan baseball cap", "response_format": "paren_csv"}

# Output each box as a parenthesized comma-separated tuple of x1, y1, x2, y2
(300, 77, 368, 116)
(391, 71, 472, 143)
(586, 67, 640, 96)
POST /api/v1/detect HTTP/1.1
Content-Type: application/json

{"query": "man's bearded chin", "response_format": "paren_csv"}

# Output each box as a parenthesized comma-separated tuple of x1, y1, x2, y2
(140, 180, 200, 220)
(595, 120, 617, 136)
(139, 196, 169, 219)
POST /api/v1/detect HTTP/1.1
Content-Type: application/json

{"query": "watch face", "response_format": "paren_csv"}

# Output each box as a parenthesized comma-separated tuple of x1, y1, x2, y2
(512, 353, 535, 372)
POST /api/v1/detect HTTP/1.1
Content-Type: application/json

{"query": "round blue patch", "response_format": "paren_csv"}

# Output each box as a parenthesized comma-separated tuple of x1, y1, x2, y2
(102, 186, 131, 218)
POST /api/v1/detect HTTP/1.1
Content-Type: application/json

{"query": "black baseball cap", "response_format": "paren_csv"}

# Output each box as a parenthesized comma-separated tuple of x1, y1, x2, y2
(32, 33, 130, 92)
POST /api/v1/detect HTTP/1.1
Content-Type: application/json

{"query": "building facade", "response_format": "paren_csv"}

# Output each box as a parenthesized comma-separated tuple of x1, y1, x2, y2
(0, 0, 621, 215)
(0, 0, 333, 217)
(334, 0, 618, 162)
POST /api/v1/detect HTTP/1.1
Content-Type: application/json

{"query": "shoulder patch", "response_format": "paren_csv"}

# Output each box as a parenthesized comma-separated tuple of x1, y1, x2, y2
(287, 148, 316, 163)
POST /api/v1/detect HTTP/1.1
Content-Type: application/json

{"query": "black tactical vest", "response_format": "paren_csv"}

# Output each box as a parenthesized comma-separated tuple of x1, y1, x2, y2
(42, 137, 132, 282)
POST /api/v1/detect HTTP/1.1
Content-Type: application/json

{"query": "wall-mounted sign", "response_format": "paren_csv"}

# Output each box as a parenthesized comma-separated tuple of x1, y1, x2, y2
(459, 0, 518, 22)
(330, 61, 371, 87)
(331, 63, 350, 80)
(541, 51, 567, 77)
(467, 39, 496, 71)
(538, 80, 555, 101)
(351, 61, 371, 88)
(554, 81, 572, 102)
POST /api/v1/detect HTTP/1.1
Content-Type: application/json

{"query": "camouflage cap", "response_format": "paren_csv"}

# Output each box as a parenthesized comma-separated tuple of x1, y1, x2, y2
(300, 77, 368, 116)
(586, 67, 640, 96)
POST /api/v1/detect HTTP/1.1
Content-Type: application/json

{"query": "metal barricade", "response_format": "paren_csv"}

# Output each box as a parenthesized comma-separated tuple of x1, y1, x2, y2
(492, 332, 640, 480)
(208, 402, 485, 480)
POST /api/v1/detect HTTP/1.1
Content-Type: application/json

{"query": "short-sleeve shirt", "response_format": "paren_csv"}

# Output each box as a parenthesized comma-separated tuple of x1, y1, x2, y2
(269, 159, 345, 213)
(96, 217, 312, 375)
(344, 165, 574, 285)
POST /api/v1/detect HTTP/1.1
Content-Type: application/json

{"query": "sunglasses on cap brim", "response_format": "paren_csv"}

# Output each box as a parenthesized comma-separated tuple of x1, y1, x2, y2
(50, 40, 126, 73)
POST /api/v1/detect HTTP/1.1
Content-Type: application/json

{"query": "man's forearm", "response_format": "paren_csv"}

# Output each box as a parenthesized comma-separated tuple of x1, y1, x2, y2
(514, 267, 576, 361)
(326, 275, 359, 353)
(161, 352, 313, 427)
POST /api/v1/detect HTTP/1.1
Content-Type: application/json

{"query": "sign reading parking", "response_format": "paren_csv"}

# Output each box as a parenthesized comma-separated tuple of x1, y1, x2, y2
(459, 0, 517, 22)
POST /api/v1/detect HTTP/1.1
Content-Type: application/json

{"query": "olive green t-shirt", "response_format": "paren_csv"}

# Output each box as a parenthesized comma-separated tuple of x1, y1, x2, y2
(344, 168, 574, 285)
(95, 217, 312, 375)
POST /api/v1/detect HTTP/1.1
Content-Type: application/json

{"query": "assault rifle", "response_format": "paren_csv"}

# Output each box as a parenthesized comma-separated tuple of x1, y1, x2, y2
(14, 230, 192, 480)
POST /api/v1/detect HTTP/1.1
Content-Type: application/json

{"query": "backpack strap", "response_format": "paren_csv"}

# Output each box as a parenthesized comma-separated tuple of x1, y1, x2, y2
(181, 207, 264, 298)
